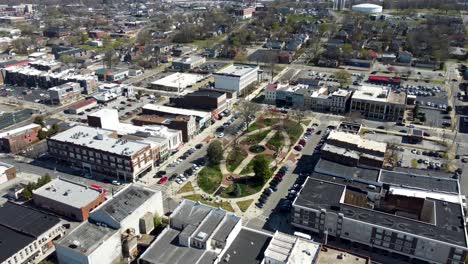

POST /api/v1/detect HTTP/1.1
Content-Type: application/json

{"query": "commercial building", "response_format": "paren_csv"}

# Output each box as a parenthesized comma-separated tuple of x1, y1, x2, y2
(0, 123, 41, 153)
(291, 175, 468, 264)
(56, 184, 164, 264)
(0, 202, 65, 264)
(43, 27, 71, 38)
(132, 114, 195, 143)
(172, 56, 206, 71)
(51, 46, 87, 60)
(0, 161, 15, 185)
(47, 125, 154, 182)
(142, 104, 211, 131)
(321, 130, 388, 168)
(95, 68, 129, 82)
(88, 109, 183, 156)
(48, 82, 82, 105)
(149, 73, 206, 94)
(333, 0, 346, 10)
(138, 199, 242, 264)
(213, 64, 259, 94)
(169, 89, 229, 116)
(351, 3, 383, 13)
(0, 16, 25, 25)
(33, 177, 107, 221)
(65, 98, 97, 114)
(234, 7, 255, 19)
(350, 85, 406, 121)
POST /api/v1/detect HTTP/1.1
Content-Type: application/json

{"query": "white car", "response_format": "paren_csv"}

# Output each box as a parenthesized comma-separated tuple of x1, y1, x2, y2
(175, 179, 183, 184)
(112, 180, 121, 186)
(217, 133, 225, 138)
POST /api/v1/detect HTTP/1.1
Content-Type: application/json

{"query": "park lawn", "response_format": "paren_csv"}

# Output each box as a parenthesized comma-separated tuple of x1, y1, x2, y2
(237, 199, 254, 212)
(248, 121, 264, 132)
(227, 147, 248, 172)
(177, 182, 194, 194)
(263, 118, 281, 127)
(240, 154, 273, 175)
(197, 166, 223, 194)
(183, 194, 234, 212)
(242, 130, 271, 145)
(283, 119, 303, 143)
(266, 132, 283, 151)
(221, 177, 264, 198)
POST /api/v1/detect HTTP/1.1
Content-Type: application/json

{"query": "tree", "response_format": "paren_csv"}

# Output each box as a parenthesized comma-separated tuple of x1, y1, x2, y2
(253, 155, 272, 183)
(22, 174, 52, 200)
(335, 69, 351, 87)
(80, 33, 89, 44)
(59, 54, 75, 65)
(238, 100, 261, 129)
(33, 116, 45, 127)
(207, 140, 223, 166)
(153, 213, 162, 228)
(291, 106, 306, 125)
(234, 184, 242, 197)
(446, 106, 453, 112)
(135, 90, 142, 100)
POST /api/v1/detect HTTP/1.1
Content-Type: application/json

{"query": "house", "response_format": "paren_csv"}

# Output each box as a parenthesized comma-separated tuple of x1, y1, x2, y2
(264, 39, 285, 50)
(0, 161, 15, 185)
(43, 27, 71, 38)
(397, 51, 412, 64)
(278, 51, 294, 64)
(88, 29, 108, 39)
(449, 47, 467, 60)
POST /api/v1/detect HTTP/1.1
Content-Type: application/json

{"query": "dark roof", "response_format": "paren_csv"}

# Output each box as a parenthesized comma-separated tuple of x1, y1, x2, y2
(0, 225, 35, 262)
(393, 167, 454, 179)
(294, 177, 345, 211)
(187, 90, 224, 98)
(95, 185, 156, 222)
(379, 170, 458, 193)
(0, 202, 61, 237)
(310, 172, 381, 193)
(314, 159, 380, 184)
(220, 228, 272, 264)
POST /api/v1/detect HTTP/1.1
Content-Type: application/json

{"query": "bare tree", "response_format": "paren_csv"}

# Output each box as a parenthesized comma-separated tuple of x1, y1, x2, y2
(238, 100, 262, 130)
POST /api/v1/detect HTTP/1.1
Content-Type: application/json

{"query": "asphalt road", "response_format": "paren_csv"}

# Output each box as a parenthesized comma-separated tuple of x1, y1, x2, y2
(0, 108, 34, 129)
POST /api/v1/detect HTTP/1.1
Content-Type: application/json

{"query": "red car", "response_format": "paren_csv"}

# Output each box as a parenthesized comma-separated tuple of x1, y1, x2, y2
(306, 127, 314, 132)
(299, 139, 307, 146)
(158, 177, 168, 184)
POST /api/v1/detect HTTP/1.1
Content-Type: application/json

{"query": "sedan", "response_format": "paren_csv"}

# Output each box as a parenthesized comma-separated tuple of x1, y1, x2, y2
(157, 177, 168, 184)
(195, 143, 203, 149)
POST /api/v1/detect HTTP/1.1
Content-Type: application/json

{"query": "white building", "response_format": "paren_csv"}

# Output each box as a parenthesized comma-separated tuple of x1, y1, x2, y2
(150, 73, 206, 94)
(350, 85, 406, 121)
(351, 3, 383, 13)
(213, 64, 259, 94)
(48, 82, 82, 105)
(263, 231, 320, 264)
(56, 184, 164, 264)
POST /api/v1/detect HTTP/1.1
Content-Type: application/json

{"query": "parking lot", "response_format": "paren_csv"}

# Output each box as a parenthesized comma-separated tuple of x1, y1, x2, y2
(419, 107, 451, 128)
(394, 146, 448, 171)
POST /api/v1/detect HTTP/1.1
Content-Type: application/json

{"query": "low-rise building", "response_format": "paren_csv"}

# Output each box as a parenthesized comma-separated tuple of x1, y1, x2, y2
(65, 98, 97, 114)
(132, 114, 195, 143)
(47, 125, 154, 182)
(142, 104, 211, 131)
(213, 64, 259, 94)
(0, 123, 41, 153)
(234, 7, 255, 19)
(48, 82, 82, 105)
(169, 89, 228, 116)
(33, 177, 107, 221)
(95, 68, 129, 82)
(0, 161, 15, 185)
(350, 85, 406, 121)
(0, 202, 65, 264)
(149, 73, 206, 94)
(43, 27, 71, 38)
(172, 56, 206, 71)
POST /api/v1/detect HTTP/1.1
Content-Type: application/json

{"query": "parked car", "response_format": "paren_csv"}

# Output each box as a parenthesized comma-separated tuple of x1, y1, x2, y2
(294, 145, 303, 151)
(157, 177, 168, 184)
(111, 180, 121, 186)
(195, 143, 203, 149)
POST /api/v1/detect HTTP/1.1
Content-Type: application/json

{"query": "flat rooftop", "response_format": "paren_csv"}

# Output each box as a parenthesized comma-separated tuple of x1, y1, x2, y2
(295, 178, 467, 247)
(327, 130, 387, 154)
(0, 123, 40, 138)
(56, 221, 118, 256)
(0, 224, 34, 263)
(314, 159, 380, 183)
(143, 104, 210, 118)
(265, 231, 320, 264)
(151, 72, 206, 89)
(214, 64, 258, 77)
(352, 85, 389, 103)
(379, 170, 459, 194)
(33, 178, 103, 209)
(220, 228, 272, 264)
(317, 246, 369, 264)
(50, 125, 150, 157)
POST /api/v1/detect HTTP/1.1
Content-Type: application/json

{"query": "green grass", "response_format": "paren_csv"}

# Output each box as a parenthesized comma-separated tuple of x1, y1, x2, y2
(283, 120, 303, 143)
(78, 44, 105, 51)
(248, 118, 280, 132)
(266, 132, 283, 151)
(197, 166, 223, 194)
(237, 199, 254, 212)
(242, 130, 271, 145)
(183, 194, 234, 212)
(191, 35, 224, 48)
(177, 182, 194, 194)
(240, 154, 273, 175)
(247, 122, 263, 132)
(221, 177, 265, 198)
(287, 14, 317, 23)
(227, 147, 248, 172)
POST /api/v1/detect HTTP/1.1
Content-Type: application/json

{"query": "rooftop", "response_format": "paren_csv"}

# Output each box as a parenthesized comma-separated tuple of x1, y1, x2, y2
(317, 246, 369, 264)
(264, 231, 320, 264)
(220, 228, 272, 264)
(0, 224, 34, 262)
(173, 56, 205, 64)
(56, 221, 118, 256)
(327, 130, 387, 154)
(50, 125, 150, 157)
(0, 202, 60, 238)
(214, 64, 259, 77)
(92, 184, 157, 223)
(151, 73, 206, 89)
(33, 178, 103, 209)
(143, 104, 210, 118)
(0, 123, 40, 139)
(379, 170, 459, 194)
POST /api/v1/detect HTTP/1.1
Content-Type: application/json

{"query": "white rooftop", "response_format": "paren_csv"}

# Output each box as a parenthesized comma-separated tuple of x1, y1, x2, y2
(328, 130, 387, 154)
(142, 104, 210, 118)
(389, 187, 461, 204)
(33, 178, 103, 209)
(151, 72, 206, 89)
(50, 125, 150, 156)
(352, 85, 389, 103)
(0, 123, 40, 139)
(264, 231, 320, 264)
(215, 64, 259, 77)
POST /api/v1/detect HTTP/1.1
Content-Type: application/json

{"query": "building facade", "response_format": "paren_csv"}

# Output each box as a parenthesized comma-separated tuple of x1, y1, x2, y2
(0, 123, 41, 153)
(213, 64, 259, 94)
(350, 85, 406, 121)
(48, 82, 82, 105)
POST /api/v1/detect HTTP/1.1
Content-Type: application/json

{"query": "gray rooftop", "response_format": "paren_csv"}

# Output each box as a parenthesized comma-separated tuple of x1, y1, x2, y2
(379, 170, 459, 194)
(219, 228, 272, 264)
(196, 210, 225, 242)
(212, 215, 239, 242)
(33, 178, 103, 209)
(93, 185, 156, 223)
(50, 125, 150, 157)
(57, 221, 118, 256)
(314, 159, 380, 184)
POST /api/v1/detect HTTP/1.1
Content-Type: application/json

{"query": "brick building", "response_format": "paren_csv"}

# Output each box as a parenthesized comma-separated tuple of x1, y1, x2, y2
(0, 123, 41, 153)
(33, 177, 106, 221)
